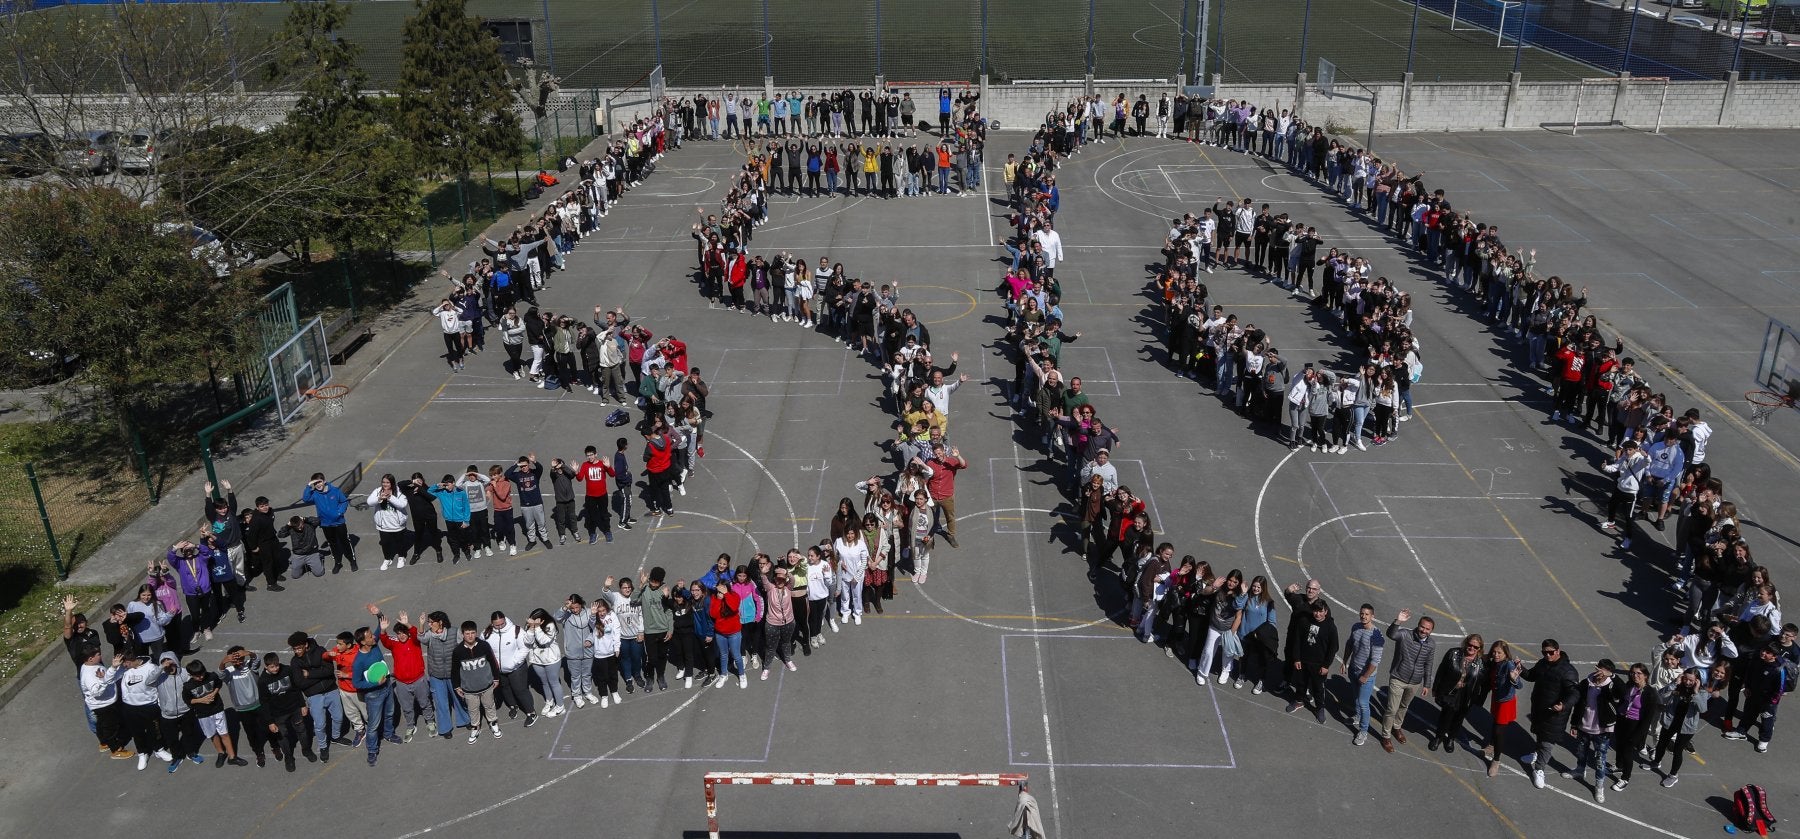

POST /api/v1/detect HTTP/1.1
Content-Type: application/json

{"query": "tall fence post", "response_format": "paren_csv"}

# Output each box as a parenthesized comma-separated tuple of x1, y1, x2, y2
(761, 0, 774, 93)
(980, 0, 989, 80)
(1084, 0, 1096, 94)
(456, 176, 471, 244)
(1729, 0, 1751, 75)
(1511, 0, 1528, 74)
(1405, 0, 1421, 76)
(423, 202, 437, 264)
(651, 0, 663, 68)
(1298, 0, 1313, 76)
(127, 415, 158, 505)
(874, 0, 882, 82)
(1213, 0, 1225, 84)
(1621, 0, 1643, 76)
(540, 0, 557, 76)
(485, 161, 498, 220)
(25, 462, 66, 580)
(339, 245, 358, 321)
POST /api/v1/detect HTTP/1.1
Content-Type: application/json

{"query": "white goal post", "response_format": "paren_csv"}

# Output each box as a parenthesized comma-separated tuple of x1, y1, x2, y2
(703, 771, 1029, 839)
(1571, 76, 1671, 136)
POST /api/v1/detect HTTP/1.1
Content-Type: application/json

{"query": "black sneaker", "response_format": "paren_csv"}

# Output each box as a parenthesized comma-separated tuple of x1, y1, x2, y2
(523, 713, 538, 728)
(228, 757, 248, 766)
(620, 521, 633, 530)
(1653, 518, 1666, 532)
(267, 583, 285, 592)
(284, 755, 296, 772)
(216, 753, 228, 768)
(320, 747, 330, 763)
(657, 678, 669, 691)
(255, 752, 266, 767)
(303, 749, 317, 763)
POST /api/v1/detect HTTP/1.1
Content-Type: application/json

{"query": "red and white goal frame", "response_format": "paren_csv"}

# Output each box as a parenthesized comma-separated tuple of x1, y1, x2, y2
(703, 771, 1028, 839)
(1570, 76, 1672, 136)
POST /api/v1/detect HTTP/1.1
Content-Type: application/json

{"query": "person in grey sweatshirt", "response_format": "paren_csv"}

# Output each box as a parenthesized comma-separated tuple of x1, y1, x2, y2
(152, 652, 205, 771)
(418, 611, 468, 738)
(555, 595, 598, 706)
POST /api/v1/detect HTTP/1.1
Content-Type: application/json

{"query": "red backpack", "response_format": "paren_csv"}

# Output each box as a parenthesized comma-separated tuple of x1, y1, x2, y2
(1734, 784, 1777, 836)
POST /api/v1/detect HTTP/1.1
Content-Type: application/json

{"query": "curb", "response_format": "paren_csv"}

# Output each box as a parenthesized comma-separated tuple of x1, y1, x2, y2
(0, 135, 613, 710)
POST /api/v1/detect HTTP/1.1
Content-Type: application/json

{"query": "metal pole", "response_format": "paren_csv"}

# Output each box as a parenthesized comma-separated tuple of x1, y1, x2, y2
(423, 201, 437, 265)
(1213, 0, 1224, 82)
(651, 0, 663, 68)
(1298, 0, 1313, 76)
(456, 177, 471, 244)
(1367, 88, 1378, 153)
(1085, 0, 1096, 79)
(540, 0, 557, 75)
(762, 0, 773, 81)
(340, 246, 358, 321)
(1405, 0, 1421, 76)
(1621, 0, 1643, 76)
(25, 462, 66, 580)
(874, 0, 882, 80)
(128, 415, 158, 505)
(1729, 0, 1750, 74)
(486, 161, 498, 220)
(514, 166, 525, 207)
(981, 0, 989, 78)
(1511, 0, 1528, 73)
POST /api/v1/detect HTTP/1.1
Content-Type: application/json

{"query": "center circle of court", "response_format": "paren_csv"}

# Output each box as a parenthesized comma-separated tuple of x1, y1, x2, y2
(901, 284, 979, 324)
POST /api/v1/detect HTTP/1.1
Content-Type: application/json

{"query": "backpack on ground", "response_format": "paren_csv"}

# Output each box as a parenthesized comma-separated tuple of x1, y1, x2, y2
(1734, 783, 1777, 836)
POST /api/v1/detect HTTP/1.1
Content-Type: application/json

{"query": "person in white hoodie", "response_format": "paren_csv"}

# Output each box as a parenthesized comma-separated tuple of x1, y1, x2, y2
(367, 474, 412, 571)
(523, 608, 566, 717)
(834, 527, 871, 625)
(80, 645, 133, 759)
(153, 651, 205, 772)
(588, 598, 624, 707)
(483, 611, 537, 726)
(804, 545, 837, 646)
(119, 651, 167, 770)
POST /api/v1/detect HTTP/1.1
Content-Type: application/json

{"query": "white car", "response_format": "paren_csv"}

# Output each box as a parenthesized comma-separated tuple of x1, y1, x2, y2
(1671, 14, 1708, 26)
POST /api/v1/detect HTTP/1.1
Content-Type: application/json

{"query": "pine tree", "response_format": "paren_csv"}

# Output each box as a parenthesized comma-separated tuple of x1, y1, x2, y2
(396, 0, 523, 179)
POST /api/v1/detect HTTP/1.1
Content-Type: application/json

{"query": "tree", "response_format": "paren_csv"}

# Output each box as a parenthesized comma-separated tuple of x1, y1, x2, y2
(0, 187, 256, 430)
(395, 0, 524, 179)
(264, 0, 373, 153)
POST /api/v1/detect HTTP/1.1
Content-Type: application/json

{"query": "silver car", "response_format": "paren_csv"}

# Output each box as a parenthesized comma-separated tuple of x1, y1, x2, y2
(116, 129, 164, 173)
(57, 130, 118, 175)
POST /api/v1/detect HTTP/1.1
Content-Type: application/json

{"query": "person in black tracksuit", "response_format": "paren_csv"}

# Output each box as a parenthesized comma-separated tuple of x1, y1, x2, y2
(1283, 599, 1338, 723)
(257, 655, 309, 771)
(1521, 639, 1581, 781)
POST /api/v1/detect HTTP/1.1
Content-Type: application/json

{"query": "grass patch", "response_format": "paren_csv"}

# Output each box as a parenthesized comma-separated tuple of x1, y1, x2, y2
(258, 251, 440, 321)
(0, 573, 111, 682)
(392, 134, 594, 258)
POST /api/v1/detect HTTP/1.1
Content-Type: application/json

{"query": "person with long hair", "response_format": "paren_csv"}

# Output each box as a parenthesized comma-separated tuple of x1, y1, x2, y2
(829, 496, 860, 542)
(1430, 633, 1488, 753)
(485, 466, 518, 556)
(522, 608, 565, 717)
(366, 474, 412, 571)
(1652, 668, 1704, 787)
(834, 526, 870, 625)
(1484, 639, 1522, 777)
(731, 566, 765, 672)
(402, 473, 444, 564)
(1200, 569, 1245, 686)
(1234, 575, 1279, 693)
(1609, 662, 1661, 791)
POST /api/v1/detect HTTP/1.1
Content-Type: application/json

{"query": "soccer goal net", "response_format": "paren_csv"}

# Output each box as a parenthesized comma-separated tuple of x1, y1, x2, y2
(703, 771, 1028, 839)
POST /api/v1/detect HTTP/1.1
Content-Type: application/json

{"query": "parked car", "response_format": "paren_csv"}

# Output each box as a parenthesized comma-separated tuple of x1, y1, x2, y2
(116, 129, 169, 173)
(1671, 14, 1709, 25)
(0, 132, 55, 176)
(1724, 24, 1789, 43)
(155, 222, 257, 278)
(56, 130, 119, 175)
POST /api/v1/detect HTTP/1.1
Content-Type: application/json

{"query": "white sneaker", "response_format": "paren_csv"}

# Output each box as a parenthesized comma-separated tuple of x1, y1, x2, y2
(137, 753, 148, 771)
(573, 695, 585, 709)
(1355, 438, 1367, 452)
(509, 545, 517, 556)
(749, 655, 762, 671)
(1595, 786, 1605, 804)
(685, 676, 694, 689)
(611, 692, 621, 703)
(674, 669, 685, 679)
(715, 676, 728, 689)
(379, 559, 392, 571)
(491, 724, 502, 739)
(1233, 679, 1245, 689)
(468, 728, 480, 744)
(738, 676, 747, 689)
(485, 547, 494, 557)
(853, 614, 862, 625)
(760, 669, 770, 681)
(396, 556, 406, 568)
(600, 696, 610, 708)
(154, 749, 173, 762)
(830, 619, 840, 633)
(677, 483, 686, 497)
(1532, 769, 1546, 789)
(1217, 673, 1230, 685)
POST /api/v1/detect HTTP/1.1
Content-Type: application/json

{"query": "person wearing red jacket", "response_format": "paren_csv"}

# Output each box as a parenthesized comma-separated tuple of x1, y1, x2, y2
(318, 632, 367, 746)
(1551, 340, 1587, 423)
(579, 445, 615, 544)
(662, 336, 690, 373)
(707, 581, 746, 689)
(643, 421, 678, 518)
(724, 251, 749, 312)
(370, 605, 431, 742)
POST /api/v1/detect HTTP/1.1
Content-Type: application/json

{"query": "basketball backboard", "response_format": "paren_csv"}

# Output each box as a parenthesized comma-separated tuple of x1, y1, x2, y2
(1755, 317, 1800, 401)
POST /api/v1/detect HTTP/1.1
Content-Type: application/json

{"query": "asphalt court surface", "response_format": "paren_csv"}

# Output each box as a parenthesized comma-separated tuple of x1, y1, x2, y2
(4, 129, 1800, 839)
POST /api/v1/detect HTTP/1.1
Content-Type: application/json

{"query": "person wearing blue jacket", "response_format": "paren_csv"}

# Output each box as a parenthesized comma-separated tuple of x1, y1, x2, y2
(349, 627, 397, 766)
(302, 473, 357, 572)
(429, 475, 472, 562)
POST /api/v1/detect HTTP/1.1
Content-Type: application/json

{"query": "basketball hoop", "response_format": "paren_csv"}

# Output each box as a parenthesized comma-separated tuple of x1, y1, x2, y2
(1744, 389, 1794, 426)
(308, 384, 350, 418)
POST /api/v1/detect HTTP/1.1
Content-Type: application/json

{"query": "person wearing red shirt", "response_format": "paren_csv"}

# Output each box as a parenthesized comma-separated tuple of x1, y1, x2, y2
(707, 580, 746, 689)
(661, 337, 690, 374)
(1551, 341, 1586, 423)
(318, 632, 367, 745)
(1583, 347, 1619, 432)
(643, 421, 678, 518)
(924, 441, 967, 548)
(370, 606, 431, 741)
(579, 445, 615, 544)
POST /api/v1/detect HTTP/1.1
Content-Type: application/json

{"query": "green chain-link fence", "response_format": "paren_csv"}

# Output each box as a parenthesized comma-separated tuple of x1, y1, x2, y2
(0, 460, 151, 582)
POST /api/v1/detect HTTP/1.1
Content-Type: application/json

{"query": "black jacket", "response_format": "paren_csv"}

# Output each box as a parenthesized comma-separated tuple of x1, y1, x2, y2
(290, 644, 335, 697)
(1285, 612, 1339, 670)
(1569, 674, 1621, 730)
(1432, 646, 1490, 707)
(1522, 655, 1581, 716)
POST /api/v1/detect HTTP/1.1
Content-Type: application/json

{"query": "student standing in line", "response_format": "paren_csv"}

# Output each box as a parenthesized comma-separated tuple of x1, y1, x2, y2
(451, 620, 503, 744)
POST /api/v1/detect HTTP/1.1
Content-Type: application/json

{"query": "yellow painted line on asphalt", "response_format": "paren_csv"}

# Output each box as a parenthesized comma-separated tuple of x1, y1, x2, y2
(912, 284, 980, 325)
(368, 379, 451, 469)
(1347, 576, 1386, 592)
(375, 595, 398, 605)
(1415, 410, 1613, 655)
(437, 569, 473, 583)
(1435, 758, 1529, 839)
(1271, 554, 1300, 565)
(244, 761, 339, 839)
(1200, 538, 1238, 549)
(1423, 604, 1461, 623)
